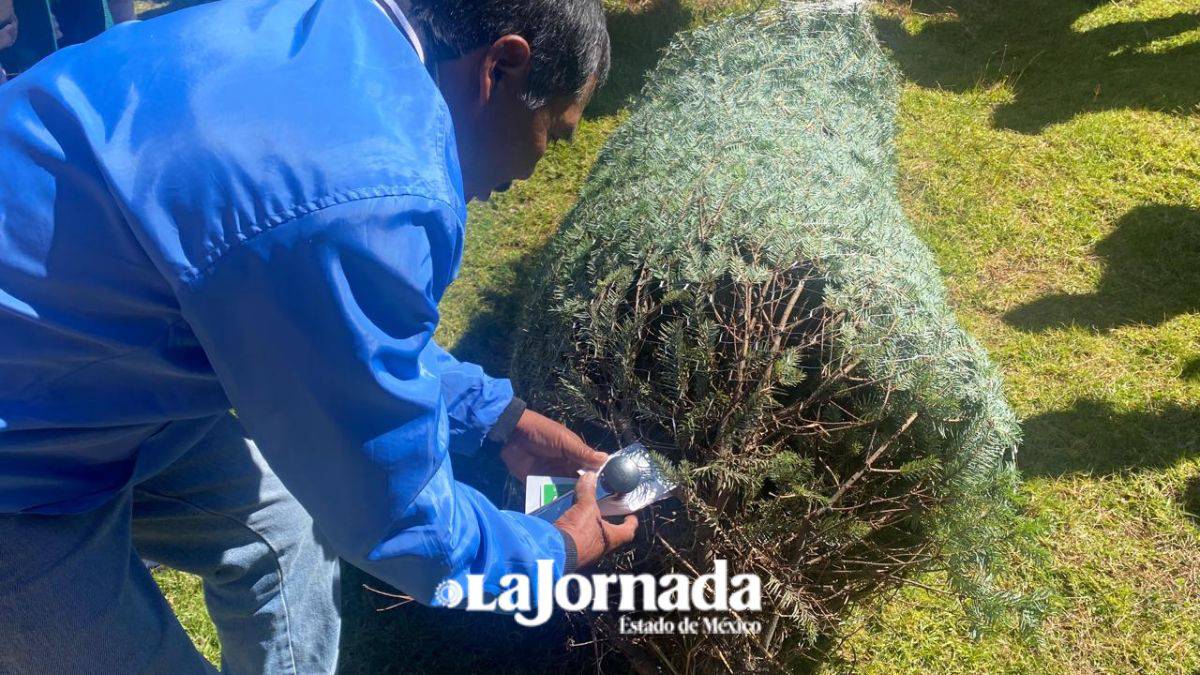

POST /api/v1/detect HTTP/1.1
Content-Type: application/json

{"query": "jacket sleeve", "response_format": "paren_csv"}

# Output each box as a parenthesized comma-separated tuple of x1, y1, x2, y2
(421, 339, 523, 456)
(175, 194, 565, 605)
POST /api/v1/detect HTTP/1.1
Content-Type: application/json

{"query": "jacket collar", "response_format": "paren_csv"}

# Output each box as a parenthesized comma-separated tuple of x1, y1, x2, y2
(373, 0, 426, 64)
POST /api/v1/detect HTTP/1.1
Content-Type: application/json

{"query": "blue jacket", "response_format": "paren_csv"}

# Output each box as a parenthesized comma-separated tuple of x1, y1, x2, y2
(0, 0, 565, 604)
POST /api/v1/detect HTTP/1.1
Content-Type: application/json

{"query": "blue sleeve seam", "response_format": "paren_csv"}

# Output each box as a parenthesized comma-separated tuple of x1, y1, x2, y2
(180, 187, 460, 288)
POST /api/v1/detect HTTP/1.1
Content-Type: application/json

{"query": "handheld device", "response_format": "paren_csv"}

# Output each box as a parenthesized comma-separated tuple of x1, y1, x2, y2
(529, 442, 676, 522)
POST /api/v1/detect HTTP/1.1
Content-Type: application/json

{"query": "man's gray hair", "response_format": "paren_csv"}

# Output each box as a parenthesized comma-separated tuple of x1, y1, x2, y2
(406, 0, 611, 109)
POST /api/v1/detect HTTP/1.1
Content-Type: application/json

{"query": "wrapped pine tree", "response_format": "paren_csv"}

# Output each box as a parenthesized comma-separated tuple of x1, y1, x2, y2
(514, 1, 1035, 671)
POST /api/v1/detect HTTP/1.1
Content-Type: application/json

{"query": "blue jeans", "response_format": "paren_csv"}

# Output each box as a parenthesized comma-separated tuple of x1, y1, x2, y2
(0, 414, 342, 674)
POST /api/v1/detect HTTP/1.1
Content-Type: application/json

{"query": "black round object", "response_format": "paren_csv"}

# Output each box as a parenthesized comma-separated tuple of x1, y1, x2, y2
(600, 456, 642, 495)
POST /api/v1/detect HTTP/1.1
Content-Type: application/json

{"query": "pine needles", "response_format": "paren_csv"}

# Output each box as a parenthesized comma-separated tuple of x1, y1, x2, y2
(514, 2, 1040, 671)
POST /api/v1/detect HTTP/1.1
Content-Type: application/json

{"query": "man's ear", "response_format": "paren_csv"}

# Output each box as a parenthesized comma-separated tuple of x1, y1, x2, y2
(479, 35, 533, 106)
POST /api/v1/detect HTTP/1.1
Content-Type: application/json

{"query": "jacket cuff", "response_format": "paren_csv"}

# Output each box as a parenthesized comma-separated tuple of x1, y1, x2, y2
(556, 527, 579, 574)
(485, 396, 527, 446)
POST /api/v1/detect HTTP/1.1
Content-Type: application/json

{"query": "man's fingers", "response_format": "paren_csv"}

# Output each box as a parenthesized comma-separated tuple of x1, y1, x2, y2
(574, 471, 599, 508)
(560, 433, 608, 469)
(516, 411, 607, 469)
(500, 445, 534, 481)
(616, 513, 640, 539)
(601, 513, 639, 549)
(542, 422, 604, 466)
(579, 446, 610, 470)
(528, 456, 582, 478)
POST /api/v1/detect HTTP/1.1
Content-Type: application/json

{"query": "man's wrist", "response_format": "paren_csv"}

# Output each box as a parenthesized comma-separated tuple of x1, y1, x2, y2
(485, 396, 527, 446)
(557, 526, 579, 574)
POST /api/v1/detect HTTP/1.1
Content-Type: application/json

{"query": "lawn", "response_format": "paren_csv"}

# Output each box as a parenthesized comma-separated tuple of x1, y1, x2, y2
(140, 0, 1200, 672)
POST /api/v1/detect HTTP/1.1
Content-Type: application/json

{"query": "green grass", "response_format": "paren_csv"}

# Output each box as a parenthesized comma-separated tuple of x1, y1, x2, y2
(144, 0, 1200, 671)
(834, 1, 1200, 672)
(152, 567, 222, 665)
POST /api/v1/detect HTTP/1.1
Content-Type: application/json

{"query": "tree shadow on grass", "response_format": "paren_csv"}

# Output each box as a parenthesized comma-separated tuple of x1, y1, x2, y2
(338, 574, 585, 675)
(874, 0, 1200, 134)
(1182, 473, 1200, 529)
(1183, 358, 1200, 382)
(586, 0, 692, 118)
(1020, 398, 1200, 478)
(1003, 204, 1200, 332)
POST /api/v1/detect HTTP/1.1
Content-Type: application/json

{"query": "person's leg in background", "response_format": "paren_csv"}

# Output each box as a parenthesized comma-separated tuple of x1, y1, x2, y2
(0, 490, 216, 674)
(131, 413, 342, 675)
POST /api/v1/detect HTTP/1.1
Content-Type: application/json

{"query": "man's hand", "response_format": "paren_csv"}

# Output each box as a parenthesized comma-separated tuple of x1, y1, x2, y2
(554, 472, 639, 569)
(500, 409, 608, 481)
